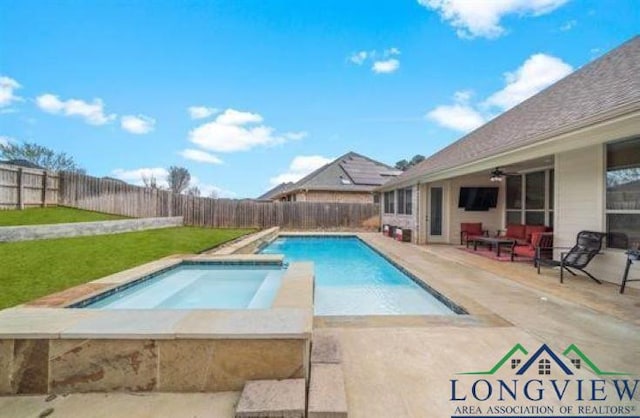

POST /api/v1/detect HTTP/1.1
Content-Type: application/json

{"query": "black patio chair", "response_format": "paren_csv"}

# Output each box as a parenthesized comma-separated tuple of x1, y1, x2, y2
(537, 231, 606, 284)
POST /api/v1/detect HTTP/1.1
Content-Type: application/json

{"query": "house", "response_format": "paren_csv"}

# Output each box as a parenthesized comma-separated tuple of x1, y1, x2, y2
(257, 182, 295, 201)
(0, 159, 45, 170)
(262, 151, 402, 204)
(378, 36, 640, 288)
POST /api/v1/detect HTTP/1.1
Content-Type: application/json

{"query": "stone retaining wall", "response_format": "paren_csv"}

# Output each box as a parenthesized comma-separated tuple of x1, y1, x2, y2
(0, 217, 183, 242)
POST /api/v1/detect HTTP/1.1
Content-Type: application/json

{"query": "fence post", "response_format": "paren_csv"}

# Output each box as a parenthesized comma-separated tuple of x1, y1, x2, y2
(17, 168, 24, 210)
(41, 171, 48, 207)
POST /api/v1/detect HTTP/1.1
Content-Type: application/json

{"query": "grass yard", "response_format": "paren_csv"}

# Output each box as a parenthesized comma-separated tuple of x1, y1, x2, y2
(0, 206, 126, 226)
(0, 226, 254, 309)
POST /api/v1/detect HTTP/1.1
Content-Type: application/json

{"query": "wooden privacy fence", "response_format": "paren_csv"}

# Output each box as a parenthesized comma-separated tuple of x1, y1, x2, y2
(0, 164, 59, 210)
(59, 172, 380, 229)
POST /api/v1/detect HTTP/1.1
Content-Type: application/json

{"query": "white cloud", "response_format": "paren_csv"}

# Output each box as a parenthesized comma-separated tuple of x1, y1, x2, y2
(111, 167, 169, 187)
(0, 76, 22, 108)
(284, 131, 308, 141)
(188, 106, 219, 120)
(349, 48, 401, 71)
(36, 93, 116, 125)
(427, 53, 573, 132)
(215, 108, 263, 125)
(427, 103, 485, 132)
(372, 59, 400, 74)
(349, 51, 368, 65)
(189, 108, 303, 153)
(121, 114, 156, 134)
(417, 0, 568, 39)
(483, 53, 573, 110)
(559, 19, 576, 31)
(269, 155, 333, 186)
(179, 148, 223, 164)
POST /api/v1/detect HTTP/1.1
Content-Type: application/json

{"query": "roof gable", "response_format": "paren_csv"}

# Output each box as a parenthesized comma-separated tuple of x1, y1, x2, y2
(271, 152, 401, 197)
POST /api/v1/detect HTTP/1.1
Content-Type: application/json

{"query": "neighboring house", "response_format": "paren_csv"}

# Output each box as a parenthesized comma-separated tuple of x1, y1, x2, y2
(378, 36, 640, 288)
(263, 152, 402, 204)
(0, 159, 45, 170)
(257, 182, 295, 201)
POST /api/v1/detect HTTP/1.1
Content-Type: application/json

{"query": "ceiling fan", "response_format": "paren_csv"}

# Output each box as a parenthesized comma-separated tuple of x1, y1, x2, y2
(490, 167, 517, 182)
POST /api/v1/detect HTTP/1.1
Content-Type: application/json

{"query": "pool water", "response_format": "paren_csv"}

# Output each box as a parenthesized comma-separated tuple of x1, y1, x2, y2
(83, 264, 284, 309)
(260, 236, 455, 316)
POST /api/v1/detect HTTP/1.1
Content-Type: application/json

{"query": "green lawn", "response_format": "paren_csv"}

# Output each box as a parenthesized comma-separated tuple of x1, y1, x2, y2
(0, 226, 254, 309)
(0, 206, 126, 226)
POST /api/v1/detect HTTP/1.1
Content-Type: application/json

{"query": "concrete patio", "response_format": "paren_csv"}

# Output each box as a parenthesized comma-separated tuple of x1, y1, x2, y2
(1, 233, 638, 417)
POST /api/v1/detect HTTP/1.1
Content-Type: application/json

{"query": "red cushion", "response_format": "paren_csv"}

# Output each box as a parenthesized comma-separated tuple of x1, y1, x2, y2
(505, 224, 526, 240)
(513, 245, 536, 257)
(525, 225, 547, 242)
(461, 222, 483, 235)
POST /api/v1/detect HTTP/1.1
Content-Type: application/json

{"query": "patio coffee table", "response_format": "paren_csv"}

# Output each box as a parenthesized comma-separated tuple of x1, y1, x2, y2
(468, 236, 515, 258)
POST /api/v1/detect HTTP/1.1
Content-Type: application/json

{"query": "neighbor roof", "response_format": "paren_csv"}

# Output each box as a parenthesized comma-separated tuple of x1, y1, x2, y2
(0, 159, 45, 169)
(381, 35, 640, 190)
(257, 182, 295, 200)
(269, 151, 401, 198)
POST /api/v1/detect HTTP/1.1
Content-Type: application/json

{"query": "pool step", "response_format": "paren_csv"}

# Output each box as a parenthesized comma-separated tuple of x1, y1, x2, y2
(235, 379, 305, 418)
(102, 271, 202, 309)
(308, 334, 348, 418)
(308, 364, 348, 418)
(247, 271, 282, 309)
(310, 334, 341, 364)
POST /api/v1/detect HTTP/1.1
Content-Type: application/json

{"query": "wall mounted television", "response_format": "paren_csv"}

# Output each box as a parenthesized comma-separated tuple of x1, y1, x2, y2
(458, 187, 499, 211)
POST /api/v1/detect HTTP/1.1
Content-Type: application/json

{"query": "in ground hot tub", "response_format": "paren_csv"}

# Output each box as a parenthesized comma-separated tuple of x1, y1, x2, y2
(74, 263, 284, 310)
(0, 255, 313, 395)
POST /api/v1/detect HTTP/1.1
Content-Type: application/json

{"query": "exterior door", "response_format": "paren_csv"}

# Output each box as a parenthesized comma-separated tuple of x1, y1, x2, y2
(427, 185, 446, 243)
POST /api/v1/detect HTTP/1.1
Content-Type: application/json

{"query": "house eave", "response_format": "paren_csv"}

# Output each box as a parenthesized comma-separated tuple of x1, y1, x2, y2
(377, 106, 640, 191)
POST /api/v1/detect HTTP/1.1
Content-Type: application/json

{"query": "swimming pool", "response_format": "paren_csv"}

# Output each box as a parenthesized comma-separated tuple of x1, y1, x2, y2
(260, 236, 458, 316)
(78, 263, 284, 309)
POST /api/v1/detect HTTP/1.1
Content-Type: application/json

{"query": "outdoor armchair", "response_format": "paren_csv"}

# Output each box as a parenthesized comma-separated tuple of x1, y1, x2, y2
(536, 231, 606, 283)
(511, 231, 553, 264)
(460, 222, 487, 245)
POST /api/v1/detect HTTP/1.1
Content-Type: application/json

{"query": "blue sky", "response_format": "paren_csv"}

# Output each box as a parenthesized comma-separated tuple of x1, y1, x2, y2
(0, 1, 638, 198)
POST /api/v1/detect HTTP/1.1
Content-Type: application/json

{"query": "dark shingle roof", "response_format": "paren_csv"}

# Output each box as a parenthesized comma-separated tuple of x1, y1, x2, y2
(0, 159, 45, 169)
(257, 182, 295, 200)
(270, 152, 401, 198)
(381, 35, 640, 189)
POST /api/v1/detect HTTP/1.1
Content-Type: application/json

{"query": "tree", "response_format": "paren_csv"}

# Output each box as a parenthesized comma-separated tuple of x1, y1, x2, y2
(395, 154, 425, 171)
(410, 154, 425, 166)
(186, 186, 201, 197)
(395, 159, 410, 171)
(141, 174, 160, 189)
(0, 141, 82, 172)
(167, 166, 191, 194)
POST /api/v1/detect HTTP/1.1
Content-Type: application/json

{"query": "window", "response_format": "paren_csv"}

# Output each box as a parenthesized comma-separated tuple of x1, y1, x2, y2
(398, 188, 406, 214)
(373, 193, 380, 204)
(405, 188, 413, 215)
(606, 137, 640, 249)
(397, 188, 413, 215)
(505, 170, 554, 226)
(511, 359, 521, 369)
(571, 359, 581, 369)
(538, 359, 551, 375)
(384, 191, 395, 214)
